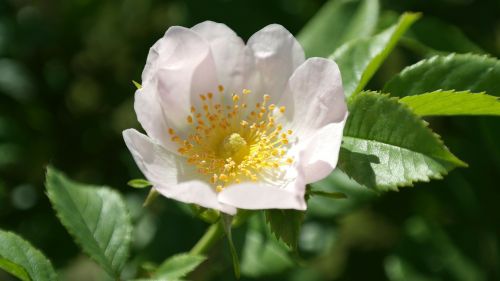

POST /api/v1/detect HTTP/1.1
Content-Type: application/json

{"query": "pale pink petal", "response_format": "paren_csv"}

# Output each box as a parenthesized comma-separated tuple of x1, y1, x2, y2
(140, 26, 219, 131)
(123, 129, 236, 214)
(246, 24, 305, 102)
(297, 119, 347, 183)
(218, 167, 307, 210)
(133, 86, 177, 152)
(281, 57, 347, 136)
(191, 21, 247, 92)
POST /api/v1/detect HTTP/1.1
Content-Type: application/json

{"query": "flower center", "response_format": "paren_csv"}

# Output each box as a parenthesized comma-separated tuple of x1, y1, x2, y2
(222, 133, 248, 161)
(168, 85, 294, 192)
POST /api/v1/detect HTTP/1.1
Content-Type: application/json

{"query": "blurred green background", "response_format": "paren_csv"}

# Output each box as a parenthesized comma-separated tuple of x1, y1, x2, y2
(0, 0, 499, 280)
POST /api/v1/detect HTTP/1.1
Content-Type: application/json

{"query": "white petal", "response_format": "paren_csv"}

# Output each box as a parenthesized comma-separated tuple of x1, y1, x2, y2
(191, 21, 247, 92)
(141, 26, 219, 131)
(282, 57, 347, 136)
(133, 87, 177, 152)
(298, 118, 348, 184)
(246, 24, 305, 101)
(157, 181, 236, 215)
(123, 129, 236, 215)
(218, 168, 307, 210)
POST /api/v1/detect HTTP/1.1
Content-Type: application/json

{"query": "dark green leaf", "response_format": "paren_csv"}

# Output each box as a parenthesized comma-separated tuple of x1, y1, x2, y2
(127, 178, 152, 188)
(298, 0, 380, 57)
(400, 90, 500, 116)
(0, 230, 57, 281)
(384, 54, 500, 97)
(265, 209, 304, 249)
(308, 170, 377, 218)
(385, 217, 485, 281)
(45, 166, 132, 278)
(153, 253, 206, 280)
(404, 17, 484, 55)
(332, 12, 420, 98)
(309, 190, 347, 199)
(241, 214, 293, 277)
(340, 92, 466, 191)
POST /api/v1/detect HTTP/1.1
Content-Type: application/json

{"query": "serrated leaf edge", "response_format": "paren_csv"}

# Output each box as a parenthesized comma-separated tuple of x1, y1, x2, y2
(45, 167, 133, 277)
(342, 91, 467, 191)
(0, 230, 58, 281)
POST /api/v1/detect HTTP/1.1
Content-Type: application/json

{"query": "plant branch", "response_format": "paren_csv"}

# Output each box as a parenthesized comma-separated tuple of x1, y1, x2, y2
(189, 221, 225, 255)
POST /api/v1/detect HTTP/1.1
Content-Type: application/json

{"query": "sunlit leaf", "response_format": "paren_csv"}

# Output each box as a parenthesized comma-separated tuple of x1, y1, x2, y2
(45, 166, 132, 278)
(132, 80, 142, 89)
(153, 253, 206, 280)
(340, 92, 466, 191)
(298, 0, 379, 57)
(332, 12, 420, 98)
(0, 230, 57, 281)
(384, 54, 500, 97)
(400, 90, 500, 116)
(127, 178, 152, 188)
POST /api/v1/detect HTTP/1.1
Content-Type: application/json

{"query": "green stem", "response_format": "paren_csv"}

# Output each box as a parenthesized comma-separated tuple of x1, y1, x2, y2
(189, 221, 225, 255)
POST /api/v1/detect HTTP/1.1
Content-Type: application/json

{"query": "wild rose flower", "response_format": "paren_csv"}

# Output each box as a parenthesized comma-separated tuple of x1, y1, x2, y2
(123, 21, 347, 215)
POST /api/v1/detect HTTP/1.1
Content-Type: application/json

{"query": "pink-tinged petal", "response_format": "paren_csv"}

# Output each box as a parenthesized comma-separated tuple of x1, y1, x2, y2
(298, 117, 348, 184)
(134, 86, 178, 152)
(123, 129, 236, 215)
(191, 21, 247, 92)
(156, 180, 236, 215)
(282, 57, 347, 136)
(246, 24, 305, 101)
(218, 167, 307, 210)
(140, 26, 219, 131)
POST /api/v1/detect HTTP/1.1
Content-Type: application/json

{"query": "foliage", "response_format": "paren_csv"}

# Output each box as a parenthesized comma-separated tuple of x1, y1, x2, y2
(46, 167, 133, 278)
(340, 92, 466, 191)
(332, 12, 420, 97)
(0, 230, 57, 281)
(152, 253, 206, 281)
(1, 0, 499, 280)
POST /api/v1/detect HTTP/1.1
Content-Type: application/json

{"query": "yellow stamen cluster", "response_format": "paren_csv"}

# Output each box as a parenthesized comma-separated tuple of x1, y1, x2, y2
(168, 86, 294, 192)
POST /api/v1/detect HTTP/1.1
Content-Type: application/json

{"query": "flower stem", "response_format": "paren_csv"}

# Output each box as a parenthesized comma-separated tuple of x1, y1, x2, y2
(190, 221, 225, 255)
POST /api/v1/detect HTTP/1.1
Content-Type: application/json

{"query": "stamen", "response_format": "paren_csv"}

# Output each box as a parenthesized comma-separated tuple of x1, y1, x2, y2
(170, 86, 294, 191)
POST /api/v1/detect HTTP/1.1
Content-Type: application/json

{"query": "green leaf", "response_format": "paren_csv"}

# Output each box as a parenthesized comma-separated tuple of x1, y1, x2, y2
(298, 0, 380, 57)
(309, 190, 347, 199)
(221, 214, 240, 279)
(45, 166, 132, 278)
(400, 90, 500, 116)
(241, 214, 293, 277)
(384, 54, 500, 97)
(265, 209, 304, 250)
(308, 170, 377, 218)
(0, 257, 30, 281)
(153, 253, 206, 280)
(340, 92, 466, 191)
(127, 178, 152, 188)
(385, 217, 485, 281)
(404, 17, 484, 55)
(0, 230, 57, 281)
(132, 80, 142, 89)
(332, 12, 421, 98)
